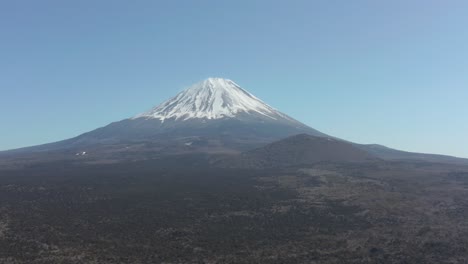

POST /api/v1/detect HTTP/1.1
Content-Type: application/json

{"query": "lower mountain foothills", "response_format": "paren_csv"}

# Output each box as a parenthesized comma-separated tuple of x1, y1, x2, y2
(1, 140, 468, 263)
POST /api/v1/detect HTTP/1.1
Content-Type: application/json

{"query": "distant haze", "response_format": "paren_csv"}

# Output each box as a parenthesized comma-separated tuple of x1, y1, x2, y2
(0, 1, 467, 158)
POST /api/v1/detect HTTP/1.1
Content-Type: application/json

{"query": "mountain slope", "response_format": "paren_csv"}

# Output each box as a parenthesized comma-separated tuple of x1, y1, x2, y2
(358, 144, 468, 164)
(218, 134, 379, 168)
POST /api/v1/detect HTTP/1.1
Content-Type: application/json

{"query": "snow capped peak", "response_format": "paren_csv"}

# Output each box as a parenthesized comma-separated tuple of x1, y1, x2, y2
(134, 78, 287, 121)
(199, 77, 237, 88)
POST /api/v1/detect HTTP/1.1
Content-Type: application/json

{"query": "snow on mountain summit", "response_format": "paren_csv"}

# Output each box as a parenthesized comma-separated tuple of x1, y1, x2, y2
(135, 78, 284, 121)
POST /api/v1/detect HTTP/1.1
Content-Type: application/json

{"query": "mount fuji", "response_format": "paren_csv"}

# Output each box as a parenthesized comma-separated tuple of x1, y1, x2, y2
(2, 77, 467, 165)
(4, 78, 326, 157)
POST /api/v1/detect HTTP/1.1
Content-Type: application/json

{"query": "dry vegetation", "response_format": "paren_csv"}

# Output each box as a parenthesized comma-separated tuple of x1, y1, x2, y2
(0, 158, 468, 263)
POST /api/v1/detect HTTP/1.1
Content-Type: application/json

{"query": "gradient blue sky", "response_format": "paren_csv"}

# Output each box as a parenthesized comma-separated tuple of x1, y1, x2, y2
(1, 0, 467, 158)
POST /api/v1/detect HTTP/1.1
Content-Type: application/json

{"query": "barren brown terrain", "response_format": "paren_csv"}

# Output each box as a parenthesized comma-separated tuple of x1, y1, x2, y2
(1, 157, 468, 263)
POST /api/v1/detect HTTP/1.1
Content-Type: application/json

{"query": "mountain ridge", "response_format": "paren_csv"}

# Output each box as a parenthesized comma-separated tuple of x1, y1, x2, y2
(215, 134, 379, 168)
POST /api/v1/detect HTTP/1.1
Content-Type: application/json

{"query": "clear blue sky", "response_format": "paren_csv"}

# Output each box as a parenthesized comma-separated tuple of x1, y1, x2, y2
(1, 0, 467, 158)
